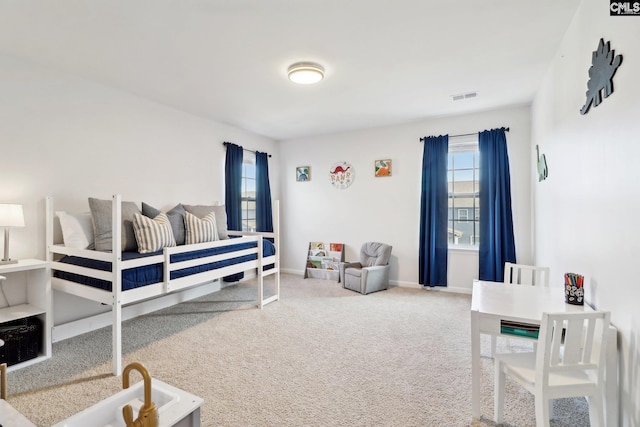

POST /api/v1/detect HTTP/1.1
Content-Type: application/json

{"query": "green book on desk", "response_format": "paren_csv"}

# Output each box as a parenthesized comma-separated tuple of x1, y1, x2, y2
(500, 320, 540, 339)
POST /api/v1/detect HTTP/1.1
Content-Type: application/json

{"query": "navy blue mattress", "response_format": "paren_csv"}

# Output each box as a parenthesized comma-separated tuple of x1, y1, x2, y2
(54, 239, 276, 291)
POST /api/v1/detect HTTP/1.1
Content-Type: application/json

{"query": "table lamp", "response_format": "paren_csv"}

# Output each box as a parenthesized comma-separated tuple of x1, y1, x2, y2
(0, 204, 25, 265)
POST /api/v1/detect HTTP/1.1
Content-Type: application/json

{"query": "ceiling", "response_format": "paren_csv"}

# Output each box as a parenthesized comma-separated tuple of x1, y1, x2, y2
(0, 1, 580, 141)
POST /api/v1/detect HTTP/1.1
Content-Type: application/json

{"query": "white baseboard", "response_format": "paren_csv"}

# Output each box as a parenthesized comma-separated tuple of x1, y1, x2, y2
(282, 269, 471, 295)
(390, 280, 471, 294)
(420, 284, 472, 295)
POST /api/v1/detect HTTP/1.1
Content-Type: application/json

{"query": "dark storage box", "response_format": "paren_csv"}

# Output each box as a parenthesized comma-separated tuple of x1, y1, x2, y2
(0, 316, 42, 366)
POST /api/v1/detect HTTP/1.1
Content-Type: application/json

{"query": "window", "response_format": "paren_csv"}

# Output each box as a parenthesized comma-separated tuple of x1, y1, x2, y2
(241, 152, 256, 232)
(448, 138, 480, 247)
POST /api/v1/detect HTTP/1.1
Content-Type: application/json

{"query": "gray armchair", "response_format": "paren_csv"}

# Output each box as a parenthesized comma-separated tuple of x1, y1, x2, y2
(340, 242, 392, 295)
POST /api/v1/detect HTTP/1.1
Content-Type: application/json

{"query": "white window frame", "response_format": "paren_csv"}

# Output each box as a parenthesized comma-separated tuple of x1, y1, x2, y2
(241, 152, 256, 232)
(448, 136, 480, 248)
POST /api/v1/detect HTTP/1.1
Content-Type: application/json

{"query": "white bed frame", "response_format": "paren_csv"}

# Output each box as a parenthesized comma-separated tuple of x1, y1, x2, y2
(46, 195, 280, 375)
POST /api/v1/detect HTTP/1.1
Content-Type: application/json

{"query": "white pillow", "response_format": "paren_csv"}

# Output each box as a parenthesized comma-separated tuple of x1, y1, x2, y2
(57, 211, 94, 249)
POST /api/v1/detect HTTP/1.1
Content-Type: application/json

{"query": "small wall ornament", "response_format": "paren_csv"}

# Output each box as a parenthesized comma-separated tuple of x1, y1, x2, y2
(580, 38, 623, 115)
(329, 161, 354, 189)
(296, 166, 310, 182)
(536, 145, 548, 182)
(374, 159, 392, 177)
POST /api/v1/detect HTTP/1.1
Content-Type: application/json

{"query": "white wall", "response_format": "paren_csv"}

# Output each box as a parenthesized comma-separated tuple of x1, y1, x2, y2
(278, 105, 532, 292)
(531, 0, 640, 424)
(0, 54, 279, 323)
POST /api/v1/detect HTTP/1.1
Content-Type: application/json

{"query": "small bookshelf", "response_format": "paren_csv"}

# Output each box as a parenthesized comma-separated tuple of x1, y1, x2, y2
(304, 242, 345, 281)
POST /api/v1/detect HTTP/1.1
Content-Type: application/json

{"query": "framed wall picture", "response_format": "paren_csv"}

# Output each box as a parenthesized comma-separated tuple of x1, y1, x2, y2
(329, 161, 354, 189)
(375, 159, 391, 177)
(296, 166, 311, 182)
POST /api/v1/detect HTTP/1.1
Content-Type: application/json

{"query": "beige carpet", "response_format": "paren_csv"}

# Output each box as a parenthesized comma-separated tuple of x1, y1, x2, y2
(6, 274, 589, 426)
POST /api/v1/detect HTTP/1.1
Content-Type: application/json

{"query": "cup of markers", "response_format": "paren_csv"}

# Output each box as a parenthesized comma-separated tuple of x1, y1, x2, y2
(564, 273, 584, 305)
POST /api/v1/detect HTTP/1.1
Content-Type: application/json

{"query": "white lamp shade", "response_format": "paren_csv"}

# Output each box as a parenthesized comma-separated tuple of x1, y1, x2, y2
(0, 204, 25, 227)
(288, 62, 324, 84)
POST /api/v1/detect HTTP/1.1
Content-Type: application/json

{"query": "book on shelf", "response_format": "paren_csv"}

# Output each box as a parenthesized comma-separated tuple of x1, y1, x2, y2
(309, 242, 325, 250)
(323, 260, 341, 271)
(304, 241, 345, 280)
(306, 259, 323, 269)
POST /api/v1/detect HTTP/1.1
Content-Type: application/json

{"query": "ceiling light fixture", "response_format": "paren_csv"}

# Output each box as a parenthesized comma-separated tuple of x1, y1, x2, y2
(287, 62, 324, 84)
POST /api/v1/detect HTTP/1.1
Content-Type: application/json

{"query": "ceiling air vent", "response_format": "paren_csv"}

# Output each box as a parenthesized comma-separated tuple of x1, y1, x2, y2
(451, 91, 478, 101)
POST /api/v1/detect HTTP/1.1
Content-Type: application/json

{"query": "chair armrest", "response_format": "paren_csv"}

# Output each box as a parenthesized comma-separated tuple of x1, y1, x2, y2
(339, 262, 362, 283)
(361, 265, 390, 293)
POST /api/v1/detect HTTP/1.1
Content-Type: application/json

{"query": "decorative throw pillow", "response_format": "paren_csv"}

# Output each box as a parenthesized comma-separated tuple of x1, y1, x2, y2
(132, 212, 176, 253)
(142, 202, 186, 245)
(89, 197, 141, 252)
(56, 211, 94, 249)
(184, 211, 219, 245)
(183, 204, 229, 240)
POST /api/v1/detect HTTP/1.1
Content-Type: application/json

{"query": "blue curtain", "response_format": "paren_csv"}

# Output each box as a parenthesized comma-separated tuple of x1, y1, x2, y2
(224, 142, 244, 282)
(255, 151, 273, 235)
(419, 135, 448, 287)
(478, 128, 516, 282)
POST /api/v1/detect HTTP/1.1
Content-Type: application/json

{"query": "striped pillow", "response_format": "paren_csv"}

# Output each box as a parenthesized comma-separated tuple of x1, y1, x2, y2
(132, 212, 176, 253)
(185, 211, 219, 245)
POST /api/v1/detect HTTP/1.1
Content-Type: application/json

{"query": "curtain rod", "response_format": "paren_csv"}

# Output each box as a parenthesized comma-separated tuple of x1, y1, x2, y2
(222, 141, 272, 158)
(419, 127, 509, 142)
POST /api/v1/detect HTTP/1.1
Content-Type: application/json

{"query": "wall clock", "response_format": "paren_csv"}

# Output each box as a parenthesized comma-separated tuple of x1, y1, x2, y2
(329, 161, 355, 189)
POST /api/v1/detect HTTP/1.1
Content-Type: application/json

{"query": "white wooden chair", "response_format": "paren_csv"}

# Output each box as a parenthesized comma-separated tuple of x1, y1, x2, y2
(489, 263, 550, 356)
(494, 311, 610, 427)
(504, 262, 550, 287)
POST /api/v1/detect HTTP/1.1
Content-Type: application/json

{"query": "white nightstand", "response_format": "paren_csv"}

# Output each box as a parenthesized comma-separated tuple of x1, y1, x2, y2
(0, 259, 51, 371)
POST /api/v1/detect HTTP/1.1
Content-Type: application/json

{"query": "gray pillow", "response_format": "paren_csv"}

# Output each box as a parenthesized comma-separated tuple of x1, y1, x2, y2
(182, 204, 229, 240)
(142, 202, 186, 245)
(88, 197, 141, 252)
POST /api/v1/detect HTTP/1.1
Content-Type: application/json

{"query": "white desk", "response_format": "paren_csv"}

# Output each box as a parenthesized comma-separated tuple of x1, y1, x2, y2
(470, 280, 618, 425)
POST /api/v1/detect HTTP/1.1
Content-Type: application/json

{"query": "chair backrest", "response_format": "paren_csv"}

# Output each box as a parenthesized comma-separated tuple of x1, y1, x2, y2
(536, 311, 610, 389)
(359, 242, 392, 267)
(504, 262, 549, 286)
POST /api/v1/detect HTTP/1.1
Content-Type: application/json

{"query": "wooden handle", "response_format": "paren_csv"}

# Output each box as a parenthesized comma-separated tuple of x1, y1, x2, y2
(1, 362, 7, 400)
